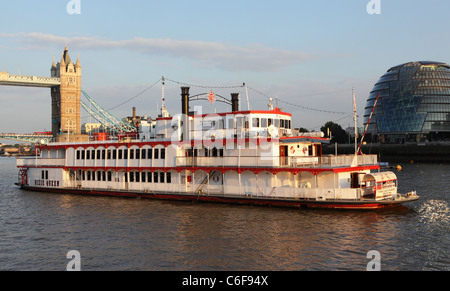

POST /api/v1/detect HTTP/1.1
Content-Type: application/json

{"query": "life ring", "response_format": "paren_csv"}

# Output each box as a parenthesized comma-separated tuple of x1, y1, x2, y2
(212, 175, 220, 183)
(290, 146, 296, 154)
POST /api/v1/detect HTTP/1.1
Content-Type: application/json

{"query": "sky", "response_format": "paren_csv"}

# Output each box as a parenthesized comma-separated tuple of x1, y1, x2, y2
(1, 0, 449, 134)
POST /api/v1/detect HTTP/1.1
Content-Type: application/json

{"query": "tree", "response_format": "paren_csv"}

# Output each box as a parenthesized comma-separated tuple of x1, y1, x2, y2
(321, 121, 349, 144)
(298, 127, 309, 133)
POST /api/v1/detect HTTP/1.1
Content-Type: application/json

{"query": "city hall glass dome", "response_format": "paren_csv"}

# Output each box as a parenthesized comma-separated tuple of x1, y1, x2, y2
(363, 61, 450, 143)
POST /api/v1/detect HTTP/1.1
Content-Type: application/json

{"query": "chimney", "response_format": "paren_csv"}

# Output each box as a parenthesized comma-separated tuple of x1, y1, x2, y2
(181, 87, 190, 116)
(181, 87, 190, 140)
(231, 93, 239, 112)
(133, 107, 136, 119)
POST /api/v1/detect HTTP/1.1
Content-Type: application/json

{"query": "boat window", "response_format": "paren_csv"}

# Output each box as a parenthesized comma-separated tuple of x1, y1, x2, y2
(130, 149, 134, 159)
(161, 148, 165, 159)
(167, 172, 171, 183)
(236, 116, 243, 129)
(217, 119, 224, 129)
(147, 148, 152, 159)
(160, 172, 165, 183)
(147, 172, 152, 183)
(227, 117, 235, 129)
(141, 149, 146, 159)
(261, 118, 268, 127)
(154, 172, 159, 183)
(186, 149, 193, 157)
(154, 148, 159, 159)
(136, 148, 140, 159)
(252, 118, 260, 128)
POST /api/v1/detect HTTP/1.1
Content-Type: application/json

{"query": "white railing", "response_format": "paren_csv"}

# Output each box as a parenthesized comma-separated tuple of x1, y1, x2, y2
(17, 157, 65, 167)
(222, 185, 362, 201)
(176, 155, 377, 168)
(176, 156, 276, 168)
(320, 155, 378, 167)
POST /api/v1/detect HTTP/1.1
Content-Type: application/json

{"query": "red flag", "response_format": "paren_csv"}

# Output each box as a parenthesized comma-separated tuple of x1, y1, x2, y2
(207, 90, 216, 104)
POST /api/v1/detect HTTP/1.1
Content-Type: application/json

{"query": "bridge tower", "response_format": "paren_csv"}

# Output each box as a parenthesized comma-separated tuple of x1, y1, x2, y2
(50, 46, 88, 142)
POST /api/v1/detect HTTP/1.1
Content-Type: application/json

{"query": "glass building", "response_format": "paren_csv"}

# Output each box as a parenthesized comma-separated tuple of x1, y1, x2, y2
(363, 61, 450, 143)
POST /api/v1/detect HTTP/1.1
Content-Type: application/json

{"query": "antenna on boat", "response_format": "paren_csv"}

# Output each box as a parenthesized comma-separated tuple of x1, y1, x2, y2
(353, 87, 358, 155)
(358, 94, 380, 154)
(160, 76, 169, 118)
(268, 98, 274, 110)
(244, 82, 250, 110)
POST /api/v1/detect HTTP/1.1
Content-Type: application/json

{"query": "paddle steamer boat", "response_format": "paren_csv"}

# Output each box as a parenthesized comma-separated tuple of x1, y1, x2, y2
(16, 86, 419, 209)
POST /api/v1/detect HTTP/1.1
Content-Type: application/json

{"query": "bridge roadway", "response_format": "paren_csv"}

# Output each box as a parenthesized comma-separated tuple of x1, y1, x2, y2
(0, 133, 53, 144)
(0, 70, 60, 88)
(0, 70, 59, 144)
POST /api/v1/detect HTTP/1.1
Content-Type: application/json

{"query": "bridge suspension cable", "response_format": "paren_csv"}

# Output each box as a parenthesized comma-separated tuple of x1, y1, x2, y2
(106, 77, 162, 111)
(80, 78, 163, 133)
(165, 77, 351, 114)
(81, 90, 136, 133)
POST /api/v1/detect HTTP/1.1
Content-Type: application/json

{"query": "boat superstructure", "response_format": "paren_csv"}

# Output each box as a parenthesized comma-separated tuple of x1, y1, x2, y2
(16, 86, 419, 209)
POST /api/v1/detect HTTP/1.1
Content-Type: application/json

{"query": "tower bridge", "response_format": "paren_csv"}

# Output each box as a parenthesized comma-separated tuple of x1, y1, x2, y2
(0, 46, 135, 144)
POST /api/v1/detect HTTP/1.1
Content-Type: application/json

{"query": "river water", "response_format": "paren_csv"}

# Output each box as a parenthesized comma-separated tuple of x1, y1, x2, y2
(0, 157, 448, 271)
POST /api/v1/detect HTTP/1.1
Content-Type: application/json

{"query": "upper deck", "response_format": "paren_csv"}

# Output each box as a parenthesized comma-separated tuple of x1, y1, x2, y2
(17, 135, 378, 173)
(18, 101, 378, 173)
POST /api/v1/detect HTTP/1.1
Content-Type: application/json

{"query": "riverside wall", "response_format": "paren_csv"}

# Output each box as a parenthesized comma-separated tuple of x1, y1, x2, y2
(323, 142, 450, 163)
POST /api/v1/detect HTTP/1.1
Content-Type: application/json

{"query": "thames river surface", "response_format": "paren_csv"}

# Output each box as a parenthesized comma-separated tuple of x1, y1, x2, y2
(0, 157, 448, 271)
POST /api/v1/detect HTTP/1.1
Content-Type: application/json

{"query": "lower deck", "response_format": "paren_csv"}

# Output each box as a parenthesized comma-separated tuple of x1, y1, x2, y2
(20, 165, 384, 202)
(18, 183, 418, 210)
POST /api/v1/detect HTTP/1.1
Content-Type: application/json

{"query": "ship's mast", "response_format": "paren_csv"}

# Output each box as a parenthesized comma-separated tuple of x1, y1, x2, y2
(244, 82, 250, 110)
(268, 98, 274, 110)
(353, 88, 358, 155)
(160, 76, 169, 118)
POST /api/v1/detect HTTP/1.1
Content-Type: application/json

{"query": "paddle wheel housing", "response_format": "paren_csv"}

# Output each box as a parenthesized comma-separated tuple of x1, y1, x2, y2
(18, 167, 28, 186)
